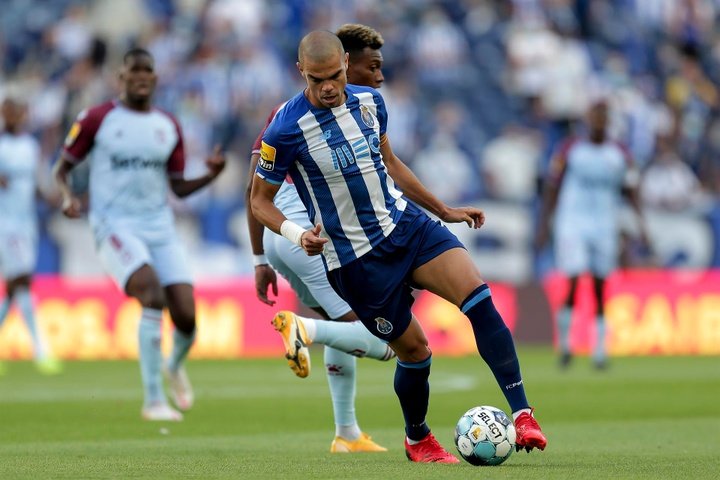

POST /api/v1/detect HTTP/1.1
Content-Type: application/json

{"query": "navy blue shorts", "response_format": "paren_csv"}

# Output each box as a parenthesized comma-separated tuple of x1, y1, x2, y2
(327, 203, 465, 342)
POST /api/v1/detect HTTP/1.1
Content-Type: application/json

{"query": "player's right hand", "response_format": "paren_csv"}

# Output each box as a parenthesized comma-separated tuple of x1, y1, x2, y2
(301, 224, 328, 256)
(254, 264, 278, 306)
(0, 175, 8, 189)
(61, 195, 82, 218)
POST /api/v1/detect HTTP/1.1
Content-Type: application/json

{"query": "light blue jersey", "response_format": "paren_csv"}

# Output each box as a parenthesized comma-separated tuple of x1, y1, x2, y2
(256, 85, 406, 270)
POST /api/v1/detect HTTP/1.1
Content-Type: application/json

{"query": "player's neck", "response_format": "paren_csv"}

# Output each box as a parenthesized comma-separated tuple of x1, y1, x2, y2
(119, 96, 152, 112)
(303, 89, 347, 109)
(589, 131, 606, 144)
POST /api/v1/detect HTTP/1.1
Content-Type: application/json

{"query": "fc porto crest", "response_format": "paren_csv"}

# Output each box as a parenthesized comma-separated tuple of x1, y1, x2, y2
(360, 105, 375, 128)
(374, 317, 393, 335)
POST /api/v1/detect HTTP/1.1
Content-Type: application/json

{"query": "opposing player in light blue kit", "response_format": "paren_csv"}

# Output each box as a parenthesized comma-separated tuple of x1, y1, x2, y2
(536, 100, 649, 369)
(53, 48, 226, 421)
(247, 24, 394, 453)
(251, 31, 547, 463)
(0, 97, 61, 375)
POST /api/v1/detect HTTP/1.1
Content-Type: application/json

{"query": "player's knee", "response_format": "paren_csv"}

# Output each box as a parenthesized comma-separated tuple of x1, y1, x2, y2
(171, 309, 196, 334)
(393, 339, 430, 363)
(128, 280, 164, 309)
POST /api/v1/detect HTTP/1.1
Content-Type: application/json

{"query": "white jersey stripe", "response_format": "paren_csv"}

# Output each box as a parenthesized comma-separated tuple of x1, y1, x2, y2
(332, 101, 395, 234)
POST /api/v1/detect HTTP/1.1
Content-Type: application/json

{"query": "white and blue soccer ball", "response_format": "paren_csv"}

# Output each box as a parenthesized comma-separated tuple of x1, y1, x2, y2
(454, 405, 516, 466)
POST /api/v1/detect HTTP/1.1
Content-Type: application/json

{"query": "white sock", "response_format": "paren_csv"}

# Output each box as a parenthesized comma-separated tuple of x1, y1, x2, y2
(15, 287, 47, 360)
(138, 308, 166, 407)
(300, 315, 317, 341)
(594, 315, 607, 363)
(512, 408, 532, 421)
(324, 346, 361, 439)
(300, 316, 394, 360)
(557, 307, 572, 354)
(167, 328, 195, 373)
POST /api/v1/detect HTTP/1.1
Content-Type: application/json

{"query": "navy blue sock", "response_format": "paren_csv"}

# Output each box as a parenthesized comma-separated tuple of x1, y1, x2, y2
(462, 284, 529, 412)
(394, 356, 432, 441)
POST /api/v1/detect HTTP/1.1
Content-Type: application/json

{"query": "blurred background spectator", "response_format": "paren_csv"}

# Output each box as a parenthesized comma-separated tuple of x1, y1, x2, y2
(2, 0, 719, 281)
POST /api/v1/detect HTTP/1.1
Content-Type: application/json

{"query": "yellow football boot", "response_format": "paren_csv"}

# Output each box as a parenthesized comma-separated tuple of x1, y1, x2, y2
(271, 311, 311, 378)
(330, 432, 388, 453)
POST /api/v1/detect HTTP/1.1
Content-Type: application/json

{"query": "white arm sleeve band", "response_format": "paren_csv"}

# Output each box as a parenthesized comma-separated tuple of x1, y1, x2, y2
(280, 220, 305, 248)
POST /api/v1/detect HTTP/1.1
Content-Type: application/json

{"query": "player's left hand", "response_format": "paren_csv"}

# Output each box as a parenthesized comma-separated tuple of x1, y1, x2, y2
(254, 264, 278, 306)
(205, 145, 226, 179)
(440, 206, 485, 229)
(0, 175, 8, 189)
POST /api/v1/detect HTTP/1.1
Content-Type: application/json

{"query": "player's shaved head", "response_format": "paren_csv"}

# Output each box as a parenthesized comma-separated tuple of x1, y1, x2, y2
(298, 30, 345, 65)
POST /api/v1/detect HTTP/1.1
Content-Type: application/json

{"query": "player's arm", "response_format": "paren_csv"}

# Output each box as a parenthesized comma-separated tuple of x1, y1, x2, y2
(169, 145, 225, 198)
(251, 176, 327, 256)
(52, 154, 83, 218)
(246, 151, 278, 305)
(621, 155, 651, 250)
(535, 144, 568, 250)
(380, 135, 484, 229)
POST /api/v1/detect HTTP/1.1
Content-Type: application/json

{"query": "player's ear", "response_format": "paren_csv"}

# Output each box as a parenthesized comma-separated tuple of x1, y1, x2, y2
(296, 61, 304, 77)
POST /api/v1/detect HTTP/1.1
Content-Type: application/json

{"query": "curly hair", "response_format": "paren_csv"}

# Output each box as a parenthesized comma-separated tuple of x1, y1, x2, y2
(335, 24, 384, 55)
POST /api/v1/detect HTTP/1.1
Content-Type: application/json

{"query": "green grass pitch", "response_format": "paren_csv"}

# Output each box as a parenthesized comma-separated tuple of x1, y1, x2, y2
(1, 347, 718, 479)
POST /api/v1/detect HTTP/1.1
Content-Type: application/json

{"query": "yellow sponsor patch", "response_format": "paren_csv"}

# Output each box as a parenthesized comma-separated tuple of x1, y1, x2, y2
(64, 122, 81, 147)
(259, 141, 276, 171)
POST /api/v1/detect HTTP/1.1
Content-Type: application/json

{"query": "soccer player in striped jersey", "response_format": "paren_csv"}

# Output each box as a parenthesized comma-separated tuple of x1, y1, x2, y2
(0, 97, 61, 375)
(246, 24, 394, 453)
(251, 31, 547, 463)
(53, 48, 226, 421)
(536, 100, 649, 369)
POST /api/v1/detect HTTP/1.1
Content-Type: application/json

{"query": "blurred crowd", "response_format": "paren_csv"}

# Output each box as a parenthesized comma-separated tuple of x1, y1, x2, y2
(1, 0, 719, 279)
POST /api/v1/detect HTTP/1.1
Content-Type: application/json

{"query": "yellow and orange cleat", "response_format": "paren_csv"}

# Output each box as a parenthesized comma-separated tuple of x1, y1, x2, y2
(271, 311, 311, 378)
(331, 432, 388, 453)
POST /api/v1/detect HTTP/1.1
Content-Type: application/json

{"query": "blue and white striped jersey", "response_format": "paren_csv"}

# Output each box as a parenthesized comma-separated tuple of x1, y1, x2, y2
(256, 84, 407, 270)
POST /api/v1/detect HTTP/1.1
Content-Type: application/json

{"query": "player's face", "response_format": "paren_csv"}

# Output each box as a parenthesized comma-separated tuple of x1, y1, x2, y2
(347, 47, 384, 89)
(587, 102, 608, 132)
(120, 54, 157, 104)
(1, 100, 26, 131)
(299, 51, 348, 109)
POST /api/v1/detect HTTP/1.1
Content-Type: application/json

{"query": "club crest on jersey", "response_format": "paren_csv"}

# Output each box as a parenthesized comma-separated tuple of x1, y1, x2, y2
(259, 141, 276, 171)
(64, 122, 81, 147)
(374, 317, 393, 335)
(360, 105, 375, 128)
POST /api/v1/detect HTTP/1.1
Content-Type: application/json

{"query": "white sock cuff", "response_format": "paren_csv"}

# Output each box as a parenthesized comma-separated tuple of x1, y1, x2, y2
(141, 308, 163, 322)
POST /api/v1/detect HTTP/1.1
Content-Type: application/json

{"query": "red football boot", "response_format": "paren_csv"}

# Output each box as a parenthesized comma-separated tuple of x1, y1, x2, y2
(514, 408, 547, 452)
(404, 433, 460, 463)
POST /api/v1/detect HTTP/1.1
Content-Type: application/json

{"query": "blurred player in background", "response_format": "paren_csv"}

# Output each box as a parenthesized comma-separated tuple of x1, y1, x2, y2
(246, 24, 393, 453)
(536, 100, 649, 370)
(252, 30, 547, 463)
(0, 97, 62, 375)
(53, 48, 226, 420)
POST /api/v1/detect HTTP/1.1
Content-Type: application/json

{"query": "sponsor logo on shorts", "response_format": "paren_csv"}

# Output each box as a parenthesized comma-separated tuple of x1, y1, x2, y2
(259, 141, 276, 171)
(375, 317, 393, 335)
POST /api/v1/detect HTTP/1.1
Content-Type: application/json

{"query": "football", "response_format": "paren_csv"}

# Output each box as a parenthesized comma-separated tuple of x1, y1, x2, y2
(454, 405, 516, 466)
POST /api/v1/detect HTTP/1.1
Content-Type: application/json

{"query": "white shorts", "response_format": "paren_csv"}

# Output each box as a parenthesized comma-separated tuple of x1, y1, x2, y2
(554, 224, 618, 277)
(96, 228, 192, 290)
(0, 227, 37, 279)
(263, 219, 351, 320)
